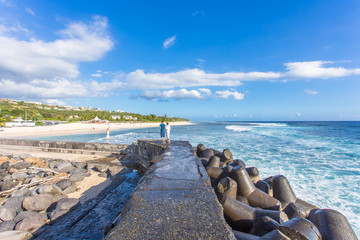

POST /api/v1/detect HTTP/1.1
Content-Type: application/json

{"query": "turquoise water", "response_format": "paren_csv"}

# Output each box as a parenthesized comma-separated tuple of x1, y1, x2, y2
(39, 121, 360, 235)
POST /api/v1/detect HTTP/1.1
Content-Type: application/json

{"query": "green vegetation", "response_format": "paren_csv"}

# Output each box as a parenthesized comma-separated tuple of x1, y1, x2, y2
(0, 99, 188, 123)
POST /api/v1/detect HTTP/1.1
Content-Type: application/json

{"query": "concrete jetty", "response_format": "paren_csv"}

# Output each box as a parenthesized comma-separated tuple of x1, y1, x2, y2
(105, 140, 235, 239)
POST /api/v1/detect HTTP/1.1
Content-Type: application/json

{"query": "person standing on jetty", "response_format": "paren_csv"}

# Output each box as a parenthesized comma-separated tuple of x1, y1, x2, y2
(106, 126, 110, 144)
(160, 121, 166, 144)
(165, 122, 171, 143)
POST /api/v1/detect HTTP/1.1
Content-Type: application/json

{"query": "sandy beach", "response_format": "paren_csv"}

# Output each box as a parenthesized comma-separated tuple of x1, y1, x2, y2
(0, 121, 193, 138)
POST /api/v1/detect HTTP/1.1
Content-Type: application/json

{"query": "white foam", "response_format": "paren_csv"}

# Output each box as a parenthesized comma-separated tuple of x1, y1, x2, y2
(248, 123, 288, 127)
(225, 125, 253, 132)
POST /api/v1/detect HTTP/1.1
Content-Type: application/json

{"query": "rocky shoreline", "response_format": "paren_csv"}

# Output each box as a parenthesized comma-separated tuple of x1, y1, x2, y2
(0, 144, 139, 239)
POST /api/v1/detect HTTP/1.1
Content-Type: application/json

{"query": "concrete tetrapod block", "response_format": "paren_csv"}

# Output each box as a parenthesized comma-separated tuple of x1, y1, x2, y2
(206, 166, 223, 179)
(220, 195, 288, 233)
(277, 217, 321, 240)
(271, 175, 317, 216)
(196, 143, 205, 157)
(311, 209, 358, 240)
(217, 177, 237, 200)
(260, 229, 291, 240)
(208, 155, 221, 168)
(200, 148, 214, 159)
(231, 166, 281, 210)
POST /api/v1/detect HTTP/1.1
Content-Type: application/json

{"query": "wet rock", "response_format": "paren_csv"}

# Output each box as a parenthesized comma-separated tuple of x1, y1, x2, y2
(55, 179, 72, 190)
(2, 196, 27, 212)
(37, 184, 62, 195)
(12, 162, 31, 170)
(0, 206, 17, 221)
(57, 162, 74, 173)
(56, 198, 79, 210)
(12, 172, 28, 182)
(62, 184, 77, 194)
(69, 172, 84, 182)
(0, 230, 32, 240)
(22, 194, 56, 211)
(15, 211, 48, 233)
(0, 220, 16, 232)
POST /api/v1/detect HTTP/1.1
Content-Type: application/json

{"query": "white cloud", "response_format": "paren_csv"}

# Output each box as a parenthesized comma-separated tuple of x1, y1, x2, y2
(25, 8, 35, 16)
(91, 73, 102, 78)
(96, 69, 102, 73)
(304, 89, 319, 95)
(0, 16, 113, 81)
(215, 90, 244, 100)
(140, 88, 206, 100)
(139, 88, 245, 101)
(163, 35, 176, 49)
(126, 68, 280, 89)
(284, 61, 360, 79)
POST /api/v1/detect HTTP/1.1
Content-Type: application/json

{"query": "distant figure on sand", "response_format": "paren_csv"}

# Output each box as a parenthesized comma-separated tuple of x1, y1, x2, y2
(166, 122, 171, 143)
(160, 121, 166, 144)
(106, 126, 110, 144)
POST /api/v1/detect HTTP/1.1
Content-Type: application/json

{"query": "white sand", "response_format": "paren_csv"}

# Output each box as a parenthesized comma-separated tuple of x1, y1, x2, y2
(0, 121, 193, 138)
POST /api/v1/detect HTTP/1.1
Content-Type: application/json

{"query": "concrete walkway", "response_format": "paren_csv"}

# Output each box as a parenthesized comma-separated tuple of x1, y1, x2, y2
(105, 140, 235, 240)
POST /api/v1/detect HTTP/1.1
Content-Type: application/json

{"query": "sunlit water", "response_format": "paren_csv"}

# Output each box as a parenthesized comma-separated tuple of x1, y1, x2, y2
(38, 121, 360, 236)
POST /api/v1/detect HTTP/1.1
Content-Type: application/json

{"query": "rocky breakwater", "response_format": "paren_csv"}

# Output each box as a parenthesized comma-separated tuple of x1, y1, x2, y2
(0, 145, 138, 240)
(196, 143, 358, 240)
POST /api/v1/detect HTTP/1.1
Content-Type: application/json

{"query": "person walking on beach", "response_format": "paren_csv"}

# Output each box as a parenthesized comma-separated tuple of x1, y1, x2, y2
(106, 126, 110, 144)
(160, 121, 166, 144)
(165, 122, 171, 143)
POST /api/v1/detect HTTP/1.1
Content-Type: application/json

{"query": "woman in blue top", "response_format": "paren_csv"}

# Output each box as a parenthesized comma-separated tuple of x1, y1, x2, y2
(160, 121, 166, 144)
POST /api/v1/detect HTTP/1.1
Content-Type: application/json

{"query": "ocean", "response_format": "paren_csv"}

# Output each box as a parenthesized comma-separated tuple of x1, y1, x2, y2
(38, 121, 360, 236)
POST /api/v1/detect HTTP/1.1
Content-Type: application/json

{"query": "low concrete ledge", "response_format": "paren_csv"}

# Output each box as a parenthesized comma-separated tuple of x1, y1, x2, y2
(105, 140, 235, 240)
(0, 138, 129, 153)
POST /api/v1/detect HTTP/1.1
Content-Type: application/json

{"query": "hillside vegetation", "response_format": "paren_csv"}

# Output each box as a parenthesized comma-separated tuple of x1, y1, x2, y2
(0, 99, 188, 124)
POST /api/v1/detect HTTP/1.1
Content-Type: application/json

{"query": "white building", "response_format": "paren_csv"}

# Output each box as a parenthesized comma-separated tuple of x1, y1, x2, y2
(5, 117, 35, 127)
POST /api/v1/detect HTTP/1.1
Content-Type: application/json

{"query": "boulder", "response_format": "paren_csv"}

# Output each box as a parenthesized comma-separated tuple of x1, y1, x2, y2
(48, 160, 60, 170)
(37, 184, 62, 195)
(1, 179, 19, 191)
(11, 188, 31, 197)
(0, 220, 16, 232)
(0, 207, 17, 221)
(0, 230, 32, 240)
(49, 208, 69, 222)
(62, 184, 77, 194)
(22, 194, 56, 211)
(12, 162, 31, 170)
(15, 211, 48, 233)
(98, 172, 108, 178)
(0, 161, 10, 170)
(94, 163, 109, 172)
(56, 198, 79, 210)
(69, 172, 84, 182)
(72, 162, 86, 169)
(19, 154, 32, 160)
(14, 211, 46, 224)
(55, 179, 72, 190)
(36, 171, 47, 178)
(12, 172, 28, 182)
(2, 196, 27, 212)
(57, 162, 74, 173)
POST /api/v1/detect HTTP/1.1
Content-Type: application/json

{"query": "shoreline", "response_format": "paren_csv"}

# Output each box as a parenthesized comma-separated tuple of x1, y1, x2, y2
(0, 121, 194, 138)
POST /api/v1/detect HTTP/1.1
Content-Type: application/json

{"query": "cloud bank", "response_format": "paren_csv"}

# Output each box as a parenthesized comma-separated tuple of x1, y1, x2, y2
(1, 15, 360, 103)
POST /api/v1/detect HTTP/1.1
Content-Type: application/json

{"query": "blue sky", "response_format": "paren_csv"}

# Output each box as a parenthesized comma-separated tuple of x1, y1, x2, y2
(1, 0, 360, 121)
